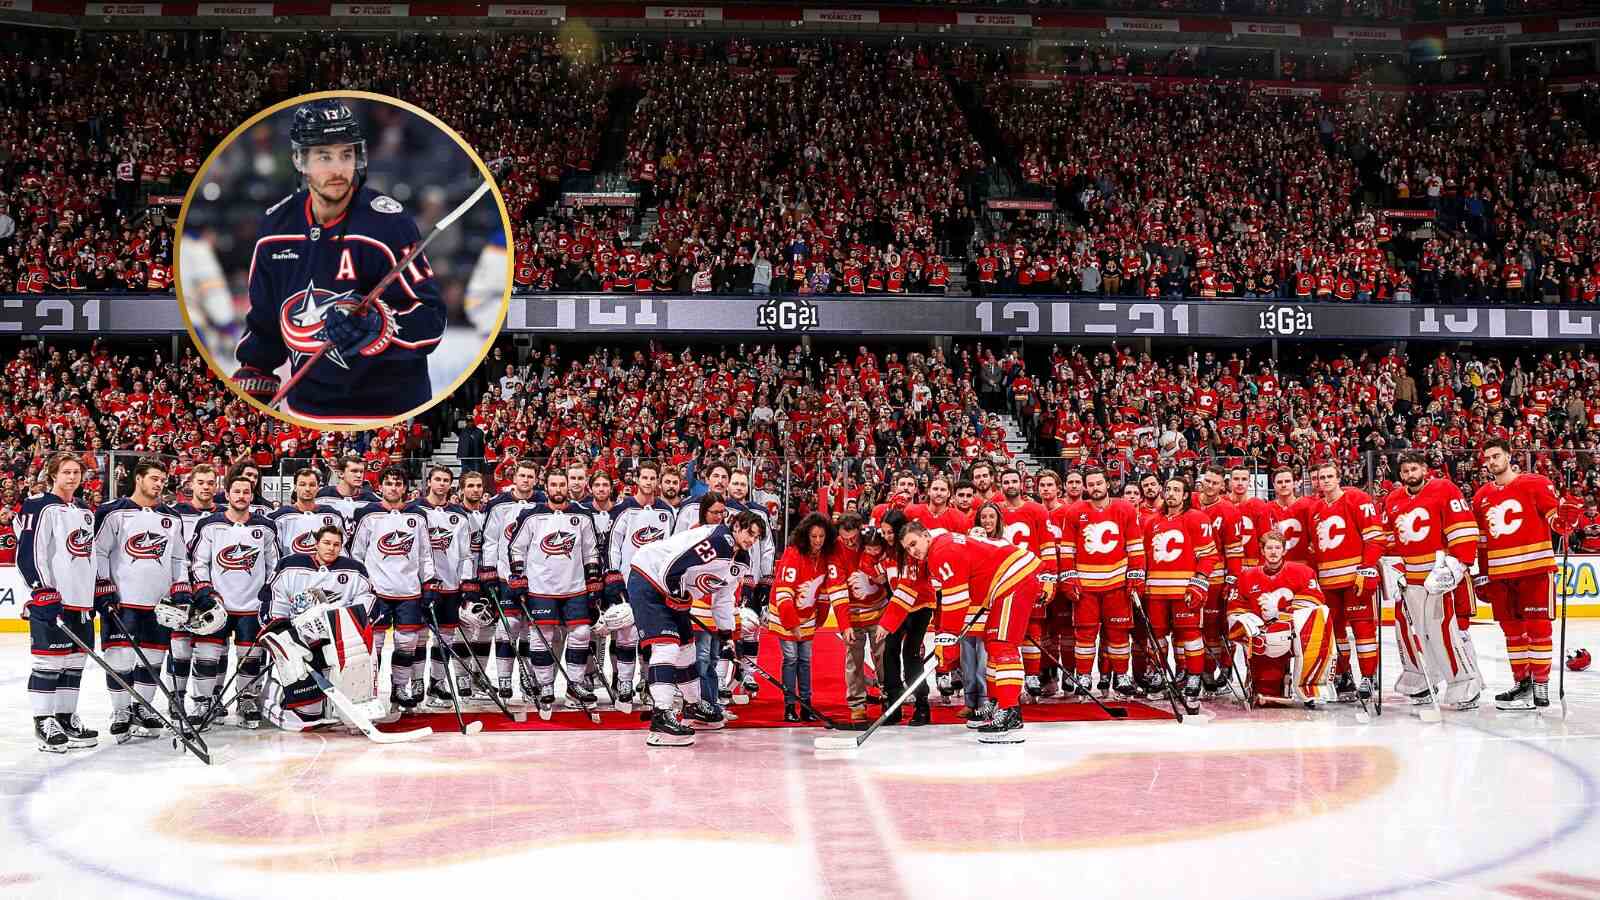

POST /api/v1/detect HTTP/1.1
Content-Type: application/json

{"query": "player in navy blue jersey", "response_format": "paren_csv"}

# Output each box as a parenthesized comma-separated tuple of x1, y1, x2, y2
(232, 99, 446, 424)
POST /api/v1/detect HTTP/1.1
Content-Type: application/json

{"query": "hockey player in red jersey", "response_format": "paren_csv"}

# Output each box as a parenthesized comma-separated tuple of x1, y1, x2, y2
(899, 520, 1042, 742)
(1055, 468, 1147, 698)
(1383, 451, 1483, 710)
(1308, 461, 1385, 703)
(1266, 467, 1316, 566)
(1473, 439, 1568, 711)
(1142, 477, 1217, 712)
(873, 509, 937, 726)
(1228, 466, 1275, 568)
(1228, 530, 1334, 706)
(1194, 466, 1245, 694)
(998, 467, 1053, 696)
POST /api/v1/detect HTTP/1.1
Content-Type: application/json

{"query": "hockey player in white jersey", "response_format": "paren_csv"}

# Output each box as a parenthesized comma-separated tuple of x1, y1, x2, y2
(318, 455, 380, 528)
(481, 459, 542, 700)
(606, 463, 676, 710)
(270, 467, 349, 557)
(93, 458, 190, 739)
(19, 452, 99, 752)
(224, 461, 277, 518)
(349, 466, 438, 711)
(164, 463, 220, 725)
(259, 525, 379, 731)
(673, 462, 731, 534)
(188, 474, 280, 729)
(578, 470, 618, 701)
(507, 468, 601, 717)
(457, 470, 494, 692)
(626, 510, 766, 747)
(416, 466, 479, 709)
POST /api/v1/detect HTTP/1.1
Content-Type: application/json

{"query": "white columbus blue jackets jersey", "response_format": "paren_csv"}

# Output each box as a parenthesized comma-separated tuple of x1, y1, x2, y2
(417, 500, 476, 591)
(579, 499, 617, 571)
(630, 524, 745, 629)
(461, 502, 488, 579)
(315, 485, 379, 531)
(93, 499, 189, 609)
(173, 500, 222, 552)
(728, 497, 775, 585)
(237, 186, 446, 423)
(349, 503, 435, 600)
(508, 504, 599, 600)
(190, 512, 280, 613)
(607, 497, 675, 576)
(269, 503, 350, 557)
(481, 490, 540, 582)
(17, 493, 97, 610)
(266, 553, 376, 622)
(672, 496, 710, 535)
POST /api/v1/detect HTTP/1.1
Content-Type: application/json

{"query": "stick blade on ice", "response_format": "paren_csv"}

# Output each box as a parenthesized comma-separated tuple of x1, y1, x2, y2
(813, 735, 862, 751)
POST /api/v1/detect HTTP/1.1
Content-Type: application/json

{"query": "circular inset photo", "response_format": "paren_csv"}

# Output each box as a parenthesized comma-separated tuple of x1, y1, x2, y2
(176, 90, 512, 430)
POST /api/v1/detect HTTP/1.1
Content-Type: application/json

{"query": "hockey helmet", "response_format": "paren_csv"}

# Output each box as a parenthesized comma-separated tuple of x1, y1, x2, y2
(289, 100, 367, 179)
(461, 596, 497, 629)
(185, 592, 229, 636)
(594, 602, 634, 637)
(1569, 648, 1592, 672)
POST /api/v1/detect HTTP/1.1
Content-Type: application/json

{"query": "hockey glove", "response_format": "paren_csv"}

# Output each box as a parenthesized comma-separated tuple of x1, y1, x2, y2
(317, 302, 396, 359)
(192, 582, 217, 607)
(460, 579, 480, 598)
(29, 587, 62, 610)
(602, 572, 626, 609)
(94, 580, 120, 615)
(421, 579, 444, 608)
(170, 582, 192, 608)
(232, 366, 281, 403)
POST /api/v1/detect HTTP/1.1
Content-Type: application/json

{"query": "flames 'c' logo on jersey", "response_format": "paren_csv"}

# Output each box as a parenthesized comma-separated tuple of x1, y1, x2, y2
(1316, 515, 1346, 551)
(1277, 517, 1302, 550)
(632, 526, 667, 547)
(1081, 522, 1121, 554)
(125, 531, 169, 560)
(541, 531, 578, 557)
(67, 529, 93, 559)
(1486, 499, 1523, 539)
(428, 527, 453, 551)
(1393, 508, 1430, 543)
(1256, 587, 1295, 618)
(377, 532, 415, 556)
(218, 544, 262, 572)
(1151, 529, 1184, 563)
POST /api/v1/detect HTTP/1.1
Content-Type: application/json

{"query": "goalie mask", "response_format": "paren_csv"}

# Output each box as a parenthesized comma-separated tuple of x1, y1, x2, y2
(461, 596, 496, 629)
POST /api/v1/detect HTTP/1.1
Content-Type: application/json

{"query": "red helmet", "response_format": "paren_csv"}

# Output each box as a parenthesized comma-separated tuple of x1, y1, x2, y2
(1569, 649, 1592, 672)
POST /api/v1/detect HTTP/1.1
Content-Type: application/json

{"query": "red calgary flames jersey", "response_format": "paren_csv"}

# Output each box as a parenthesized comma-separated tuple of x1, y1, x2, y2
(1231, 494, 1276, 568)
(770, 546, 835, 641)
(999, 499, 1052, 560)
(1229, 561, 1327, 638)
(1308, 488, 1385, 589)
(1193, 496, 1245, 579)
(1055, 499, 1147, 591)
(1267, 495, 1318, 565)
(924, 532, 1039, 635)
(1142, 509, 1217, 600)
(1472, 473, 1559, 580)
(1382, 479, 1480, 585)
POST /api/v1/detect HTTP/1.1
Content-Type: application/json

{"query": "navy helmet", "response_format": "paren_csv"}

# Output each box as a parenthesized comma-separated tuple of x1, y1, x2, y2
(289, 99, 367, 179)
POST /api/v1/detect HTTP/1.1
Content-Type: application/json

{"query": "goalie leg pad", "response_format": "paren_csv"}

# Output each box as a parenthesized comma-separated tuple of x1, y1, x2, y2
(1393, 586, 1434, 695)
(1289, 603, 1334, 697)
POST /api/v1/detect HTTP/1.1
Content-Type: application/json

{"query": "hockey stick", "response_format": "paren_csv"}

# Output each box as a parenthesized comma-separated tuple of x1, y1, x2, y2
(103, 606, 211, 750)
(513, 592, 598, 722)
(430, 602, 525, 724)
(56, 616, 211, 765)
(1387, 575, 1443, 724)
(1559, 536, 1570, 718)
(423, 602, 484, 735)
(308, 669, 433, 743)
(1345, 625, 1372, 724)
(193, 642, 266, 732)
(692, 622, 840, 728)
(815, 604, 986, 751)
(1124, 593, 1182, 721)
(481, 582, 543, 714)
(1029, 636, 1135, 720)
(267, 158, 510, 410)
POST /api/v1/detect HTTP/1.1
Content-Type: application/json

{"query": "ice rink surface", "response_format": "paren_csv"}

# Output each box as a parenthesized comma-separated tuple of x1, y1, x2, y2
(3, 624, 1599, 900)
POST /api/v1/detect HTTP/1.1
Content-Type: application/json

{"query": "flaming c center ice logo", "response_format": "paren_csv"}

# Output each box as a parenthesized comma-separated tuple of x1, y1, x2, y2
(1487, 499, 1523, 538)
(125, 531, 169, 560)
(541, 531, 577, 557)
(279, 279, 361, 370)
(429, 526, 453, 551)
(377, 532, 415, 556)
(632, 526, 666, 547)
(218, 544, 262, 572)
(66, 528, 93, 558)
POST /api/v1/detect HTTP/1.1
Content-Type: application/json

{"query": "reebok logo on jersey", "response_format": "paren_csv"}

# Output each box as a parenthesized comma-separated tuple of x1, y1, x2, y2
(218, 544, 262, 572)
(540, 531, 578, 557)
(67, 529, 92, 558)
(631, 526, 667, 547)
(429, 526, 453, 551)
(124, 532, 169, 561)
(279, 279, 361, 370)
(377, 532, 416, 556)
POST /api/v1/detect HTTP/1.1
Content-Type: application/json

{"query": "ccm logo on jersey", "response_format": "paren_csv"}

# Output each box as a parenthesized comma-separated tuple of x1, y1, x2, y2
(377, 532, 416, 556)
(632, 526, 667, 547)
(540, 531, 578, 557)
(67, 529, 93, 558)
(1081, 522, 1121, 553)
(1393, 509, 1430, 543)
(125, 532, 170, 560)
(1486, 499, 1523, 538)
(218, 544, 262, 571)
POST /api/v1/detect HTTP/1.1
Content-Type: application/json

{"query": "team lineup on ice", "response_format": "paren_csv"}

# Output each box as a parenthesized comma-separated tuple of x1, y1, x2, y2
(4, 442, 1600, 899)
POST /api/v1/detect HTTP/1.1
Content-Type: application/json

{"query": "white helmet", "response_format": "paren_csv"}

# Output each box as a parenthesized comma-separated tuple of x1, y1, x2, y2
(594, 603, 634, 637)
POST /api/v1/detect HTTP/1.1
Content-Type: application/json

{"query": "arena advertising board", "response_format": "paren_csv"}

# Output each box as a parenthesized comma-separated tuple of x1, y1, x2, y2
(508, 295, 1600, 341)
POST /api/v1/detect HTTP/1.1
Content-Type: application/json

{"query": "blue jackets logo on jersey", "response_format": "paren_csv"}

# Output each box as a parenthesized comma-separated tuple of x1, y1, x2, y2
(125, 532, 170, 561)
(67, 529, 92, 558)
(540, 531, 578, 558)
(693, 572, 728, 596)
(632, 526, 667, 547)
(218, 544, 263, 572)
(377, 532, 416, 557)
(280, 280, 361, 369)
(428, 526, 453, 551)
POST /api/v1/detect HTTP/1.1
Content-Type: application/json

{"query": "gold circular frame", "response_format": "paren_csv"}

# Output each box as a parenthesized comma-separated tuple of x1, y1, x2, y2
(173, 89, 514, 433)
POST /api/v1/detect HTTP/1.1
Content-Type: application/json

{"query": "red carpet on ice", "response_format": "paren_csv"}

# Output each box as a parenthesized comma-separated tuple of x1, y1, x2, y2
(380, 629, 1174, 733)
